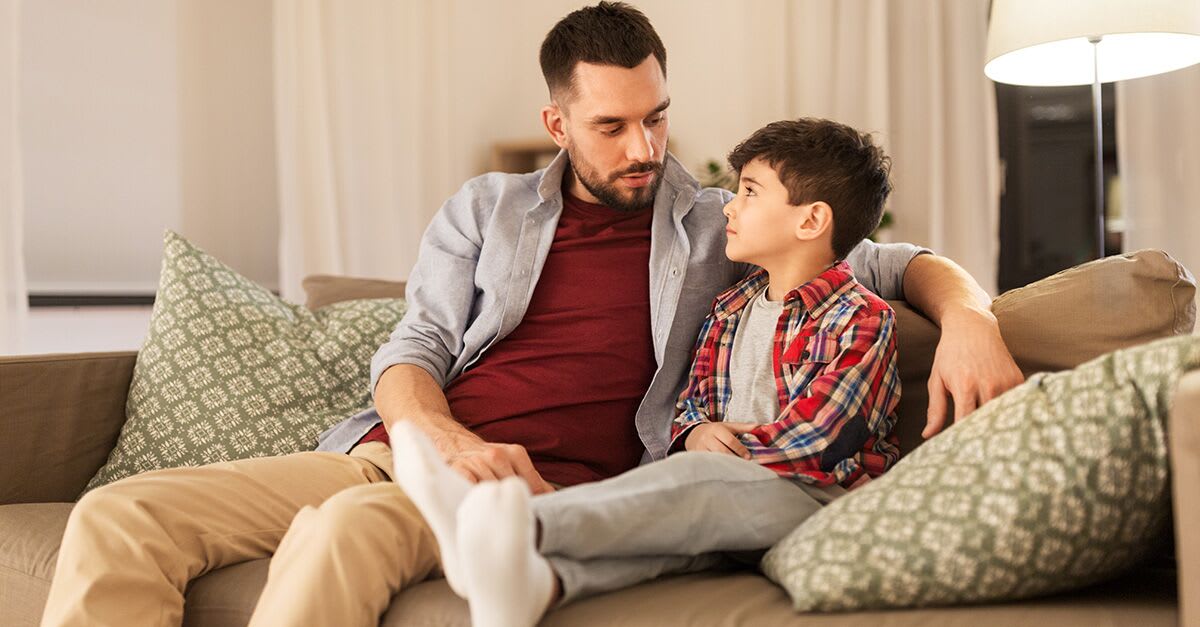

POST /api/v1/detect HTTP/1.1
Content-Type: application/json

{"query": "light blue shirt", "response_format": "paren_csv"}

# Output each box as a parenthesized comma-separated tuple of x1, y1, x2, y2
(316, 150, 930, 463)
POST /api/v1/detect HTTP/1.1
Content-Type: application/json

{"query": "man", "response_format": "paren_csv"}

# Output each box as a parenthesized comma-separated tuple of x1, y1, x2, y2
(40, 3, 1023, 626)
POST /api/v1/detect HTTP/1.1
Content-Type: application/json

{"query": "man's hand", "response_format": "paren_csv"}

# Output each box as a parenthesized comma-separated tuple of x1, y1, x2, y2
(375, 365, 556, 494)
(923, 306, 1024, 438)
(442, 437, 556, 494)
(684, 422, 757, 459)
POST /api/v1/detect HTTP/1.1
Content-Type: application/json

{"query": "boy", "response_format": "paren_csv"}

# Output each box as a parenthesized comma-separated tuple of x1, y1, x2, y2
(393, 117, 901, 627)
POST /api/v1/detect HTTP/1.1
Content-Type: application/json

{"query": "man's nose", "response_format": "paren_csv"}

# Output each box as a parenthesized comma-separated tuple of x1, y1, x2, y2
(626, 125, 654, 163)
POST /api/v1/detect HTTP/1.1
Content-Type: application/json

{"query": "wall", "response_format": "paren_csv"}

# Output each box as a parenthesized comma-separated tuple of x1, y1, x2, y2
(20, 0, 278, 295)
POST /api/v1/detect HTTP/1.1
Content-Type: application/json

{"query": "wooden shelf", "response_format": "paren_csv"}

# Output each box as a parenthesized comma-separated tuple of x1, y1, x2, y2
(491, 138, 561, 173)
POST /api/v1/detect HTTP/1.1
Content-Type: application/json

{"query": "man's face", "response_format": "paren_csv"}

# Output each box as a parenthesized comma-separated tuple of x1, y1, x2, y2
(549, 55, 670, 212)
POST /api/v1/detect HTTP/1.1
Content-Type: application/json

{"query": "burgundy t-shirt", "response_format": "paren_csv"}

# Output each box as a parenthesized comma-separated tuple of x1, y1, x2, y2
(360, 192, 657, 486)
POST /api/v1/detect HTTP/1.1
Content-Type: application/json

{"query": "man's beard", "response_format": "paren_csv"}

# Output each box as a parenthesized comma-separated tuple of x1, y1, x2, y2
(566, 146, 664, 213)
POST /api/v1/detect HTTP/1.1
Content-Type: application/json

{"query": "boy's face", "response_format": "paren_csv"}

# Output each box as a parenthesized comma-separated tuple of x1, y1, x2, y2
(723, 157, 808, 266)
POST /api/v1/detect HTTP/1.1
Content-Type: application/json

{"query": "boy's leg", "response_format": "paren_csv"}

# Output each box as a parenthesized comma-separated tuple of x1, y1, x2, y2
(534, 451, 840, 561)
(40, 443, 427, 627)
(546, 552, 732, 605)
(247, 473, 440, 625)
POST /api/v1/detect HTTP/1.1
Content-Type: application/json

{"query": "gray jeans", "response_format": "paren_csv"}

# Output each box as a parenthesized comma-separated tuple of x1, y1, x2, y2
(531, 451, 844, 603)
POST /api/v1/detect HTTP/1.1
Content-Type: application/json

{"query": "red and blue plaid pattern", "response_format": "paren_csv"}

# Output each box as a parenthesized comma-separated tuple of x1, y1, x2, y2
(670, 260, 901, 488)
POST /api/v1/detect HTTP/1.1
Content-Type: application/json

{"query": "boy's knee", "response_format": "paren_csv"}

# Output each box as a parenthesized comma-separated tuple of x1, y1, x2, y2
(660, 451, 767, 483)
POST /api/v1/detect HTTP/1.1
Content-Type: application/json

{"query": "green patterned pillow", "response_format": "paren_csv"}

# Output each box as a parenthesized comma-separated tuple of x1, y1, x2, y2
(762, 332, 1200, 611)
(84, 231, 406, 492)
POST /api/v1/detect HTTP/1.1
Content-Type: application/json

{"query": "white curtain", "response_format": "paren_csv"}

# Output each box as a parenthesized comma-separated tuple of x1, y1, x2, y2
(273, 0, 1000, 298)
(1, 0, 27, 354)
(273, 0, 454, 303)
(1116, 63, 1200, 317)
(786, 0, 1001, 295)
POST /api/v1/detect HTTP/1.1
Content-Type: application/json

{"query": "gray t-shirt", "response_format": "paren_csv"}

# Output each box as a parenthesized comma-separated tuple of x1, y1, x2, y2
(724, 285, 787, 425)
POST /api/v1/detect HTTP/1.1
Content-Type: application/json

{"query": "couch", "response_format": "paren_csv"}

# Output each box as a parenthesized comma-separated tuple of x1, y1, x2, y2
(2, 249, 1197, 627)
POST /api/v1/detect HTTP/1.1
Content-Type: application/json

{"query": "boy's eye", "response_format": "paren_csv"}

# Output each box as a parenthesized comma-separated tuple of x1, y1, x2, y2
(742, 187, 756, 197)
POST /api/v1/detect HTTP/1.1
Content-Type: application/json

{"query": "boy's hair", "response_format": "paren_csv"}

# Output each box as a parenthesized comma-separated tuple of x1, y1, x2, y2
(727, 118, 892, 260)
(539, 2, 667, 102)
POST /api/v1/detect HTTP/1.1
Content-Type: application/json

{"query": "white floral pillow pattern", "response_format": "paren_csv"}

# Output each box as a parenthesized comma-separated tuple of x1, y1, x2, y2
(762, 333, 1199, 611)
(84, 231, 405, 492)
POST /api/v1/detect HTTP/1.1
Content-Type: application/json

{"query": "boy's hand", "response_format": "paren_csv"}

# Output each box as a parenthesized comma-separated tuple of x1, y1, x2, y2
(684, 422, 757, 459)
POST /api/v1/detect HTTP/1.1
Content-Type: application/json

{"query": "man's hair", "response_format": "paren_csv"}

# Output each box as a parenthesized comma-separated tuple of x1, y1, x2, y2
(727, 118, 892, 260)
(539, 2, 667, 102)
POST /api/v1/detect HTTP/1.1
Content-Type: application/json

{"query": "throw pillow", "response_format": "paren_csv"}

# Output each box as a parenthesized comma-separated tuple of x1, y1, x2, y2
(84, 231, 406, 492)
(762, 332, 1200, 611)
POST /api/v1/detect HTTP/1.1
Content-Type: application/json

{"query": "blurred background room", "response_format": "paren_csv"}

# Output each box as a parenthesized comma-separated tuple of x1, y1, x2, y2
(1, 0, 1197, 356)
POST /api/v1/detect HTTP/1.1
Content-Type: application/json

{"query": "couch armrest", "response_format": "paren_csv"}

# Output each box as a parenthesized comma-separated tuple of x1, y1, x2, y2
(1171, 367, 1200, 627)
(0, 351, 136, 504)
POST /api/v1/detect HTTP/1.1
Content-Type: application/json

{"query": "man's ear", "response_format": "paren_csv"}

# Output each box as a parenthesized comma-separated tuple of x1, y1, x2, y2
(542, 103, 569, 149)
(794, 201, 833, 242)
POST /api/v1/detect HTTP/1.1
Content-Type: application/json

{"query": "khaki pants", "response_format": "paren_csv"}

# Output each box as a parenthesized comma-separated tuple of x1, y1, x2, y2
(40, 442, 441, 627)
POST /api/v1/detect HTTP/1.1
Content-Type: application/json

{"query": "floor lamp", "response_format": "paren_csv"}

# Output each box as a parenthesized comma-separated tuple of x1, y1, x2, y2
(984, 0, 1200, 259)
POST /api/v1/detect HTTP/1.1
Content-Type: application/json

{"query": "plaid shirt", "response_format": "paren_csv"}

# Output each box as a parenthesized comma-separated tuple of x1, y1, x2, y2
(669, 260, 901, 488)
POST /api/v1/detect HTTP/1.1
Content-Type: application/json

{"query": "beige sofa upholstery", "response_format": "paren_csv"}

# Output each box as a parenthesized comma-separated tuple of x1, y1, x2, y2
(1, 249, 1195, 626)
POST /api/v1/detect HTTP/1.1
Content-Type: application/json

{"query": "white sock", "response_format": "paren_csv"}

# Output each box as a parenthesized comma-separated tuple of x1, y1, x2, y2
(389, 421, 472, 597)
(457, 477, 556, 627)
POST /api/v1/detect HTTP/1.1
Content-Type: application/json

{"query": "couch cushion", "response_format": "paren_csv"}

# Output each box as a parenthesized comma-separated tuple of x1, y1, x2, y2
(763, 334, 1200, 611)
(85, 232, 408, 492)
(993, 249, 1196, 377)
(0, 352, 136, 504)
(0, 502, 1176, 627)
(0, 503, 72, 627)
(383, 568, 1177, 627)
(301, 274, 407, 311)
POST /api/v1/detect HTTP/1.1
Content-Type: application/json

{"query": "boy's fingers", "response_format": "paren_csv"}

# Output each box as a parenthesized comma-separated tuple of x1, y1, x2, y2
(721, 422, 758, 434)
(716, 430, 751, 459)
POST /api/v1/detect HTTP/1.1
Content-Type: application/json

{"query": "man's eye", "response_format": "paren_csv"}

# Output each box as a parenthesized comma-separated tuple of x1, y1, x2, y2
(603, 126, 623, 136)
(646, 115, 664, 126)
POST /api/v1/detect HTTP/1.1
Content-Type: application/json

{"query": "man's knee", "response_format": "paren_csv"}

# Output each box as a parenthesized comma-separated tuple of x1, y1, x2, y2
(70, 480, 156, 532)
(304, 482, 429, 539)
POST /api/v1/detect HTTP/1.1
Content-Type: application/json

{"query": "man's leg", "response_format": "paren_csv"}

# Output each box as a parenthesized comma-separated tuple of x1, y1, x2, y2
(41, 446, 392, 627)
(248, 442, 441, 627)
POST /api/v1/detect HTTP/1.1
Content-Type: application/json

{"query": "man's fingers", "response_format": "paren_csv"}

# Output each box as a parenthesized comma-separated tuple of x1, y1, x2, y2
(465, 459, 500, 482)
(504, 445, 555, 495)
(923, 375, 949, 439)
(450, 463, 480, 484)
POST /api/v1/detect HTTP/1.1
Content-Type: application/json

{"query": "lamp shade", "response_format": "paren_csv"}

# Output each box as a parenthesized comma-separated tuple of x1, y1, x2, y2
(985, 0, 1200, 86)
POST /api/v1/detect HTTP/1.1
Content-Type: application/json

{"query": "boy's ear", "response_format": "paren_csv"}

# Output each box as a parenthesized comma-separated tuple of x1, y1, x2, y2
(794, 201, 833, 242)
(542, 103, 569, 149)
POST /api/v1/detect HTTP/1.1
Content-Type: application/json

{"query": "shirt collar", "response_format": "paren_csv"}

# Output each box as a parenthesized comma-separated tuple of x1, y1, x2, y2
(712, 259, 857, 321)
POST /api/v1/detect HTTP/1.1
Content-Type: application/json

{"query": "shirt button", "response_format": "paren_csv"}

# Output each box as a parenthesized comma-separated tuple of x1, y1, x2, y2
(670, 268, 679, 277)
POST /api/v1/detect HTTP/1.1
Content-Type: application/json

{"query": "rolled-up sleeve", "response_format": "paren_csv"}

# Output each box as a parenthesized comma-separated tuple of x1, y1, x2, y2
(843, 239, 933, 300)
(369, 183, 486, 397)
